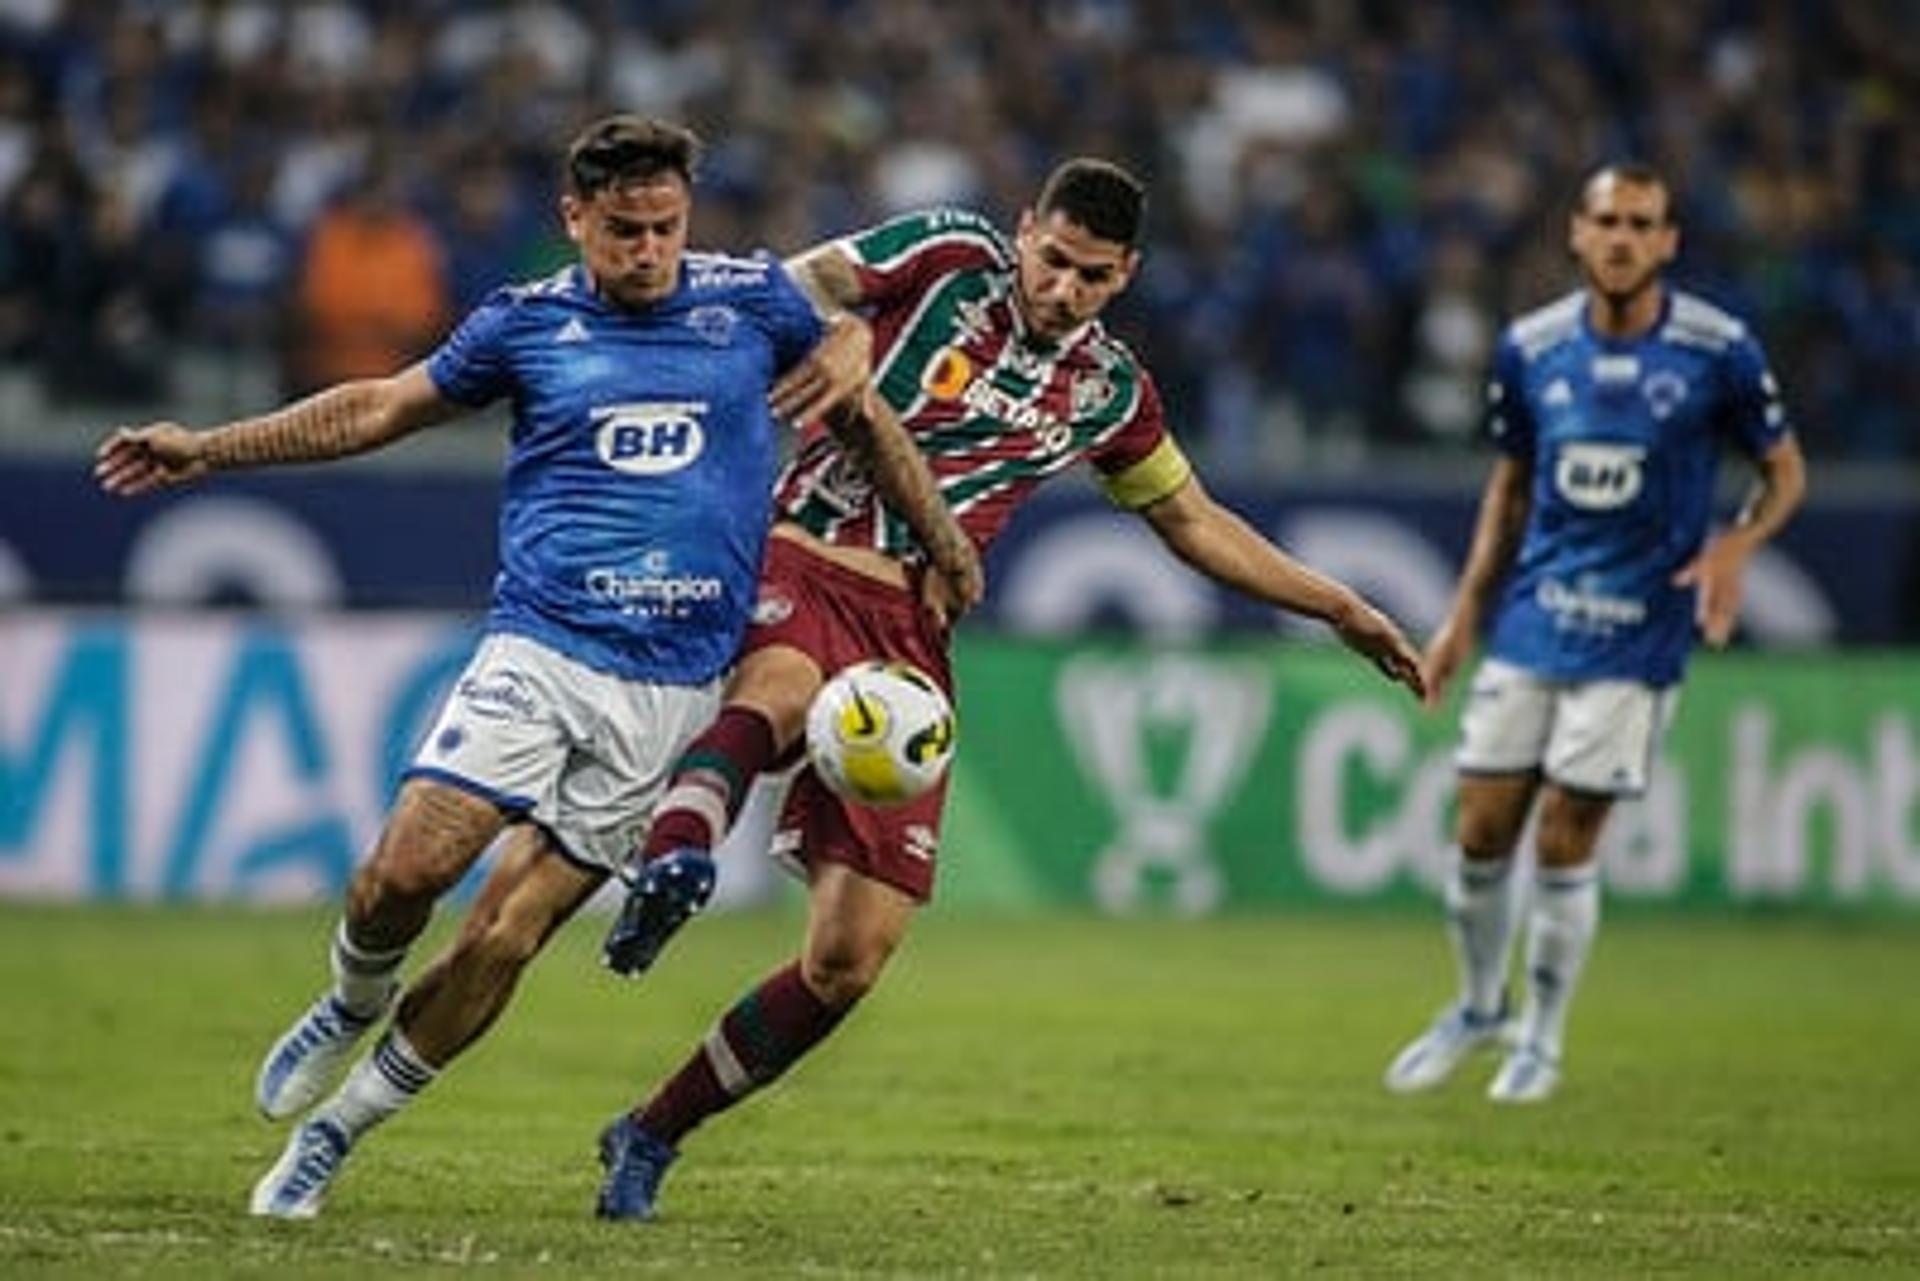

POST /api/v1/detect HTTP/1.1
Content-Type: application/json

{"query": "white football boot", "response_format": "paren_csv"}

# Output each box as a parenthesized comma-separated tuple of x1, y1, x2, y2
(249, 1118, 352, 1218)
(255, 990, 391, 1120)
(1383, 1002, 1510, 1094)
(1487, 1042, 1560, 1104)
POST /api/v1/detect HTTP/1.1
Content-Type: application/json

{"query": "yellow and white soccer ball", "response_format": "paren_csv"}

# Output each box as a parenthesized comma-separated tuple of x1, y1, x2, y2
(805, 660, 957, 807)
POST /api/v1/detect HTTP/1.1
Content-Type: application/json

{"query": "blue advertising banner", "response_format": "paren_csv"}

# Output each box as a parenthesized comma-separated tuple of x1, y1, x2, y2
(2, 460, 1913, 642)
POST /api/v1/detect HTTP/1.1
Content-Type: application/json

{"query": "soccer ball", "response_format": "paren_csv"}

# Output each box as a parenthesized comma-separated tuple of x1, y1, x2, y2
(805, 660, 957, 807)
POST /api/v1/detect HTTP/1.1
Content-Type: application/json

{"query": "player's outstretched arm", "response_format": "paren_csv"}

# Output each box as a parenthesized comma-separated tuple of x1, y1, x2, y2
(823, 389, 984, 627)
(1141, 474, 1426, 700)
(93, 364, 462, 497)
(1421, 455, 1531, 707)
(1672, 433, 1806, 647)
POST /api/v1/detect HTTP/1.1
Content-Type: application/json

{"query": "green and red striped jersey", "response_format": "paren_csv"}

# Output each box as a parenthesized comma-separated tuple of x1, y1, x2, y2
(774, 208, 1192, 560)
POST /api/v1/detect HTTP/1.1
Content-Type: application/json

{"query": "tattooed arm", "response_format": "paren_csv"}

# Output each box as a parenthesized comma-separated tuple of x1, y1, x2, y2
(94, 364, 462, 496)
(824, 388, 984, 624)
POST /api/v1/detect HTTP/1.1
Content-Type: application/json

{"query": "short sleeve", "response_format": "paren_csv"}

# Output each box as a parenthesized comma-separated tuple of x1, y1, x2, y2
(426, 294, 515, 407)
(837, 208, 1006, 309)
(1718, 329, 1792, 457)
(1485, 335, 1536, 460)
(760, 259, 827, 374)
(1091, 371, 1193, 509)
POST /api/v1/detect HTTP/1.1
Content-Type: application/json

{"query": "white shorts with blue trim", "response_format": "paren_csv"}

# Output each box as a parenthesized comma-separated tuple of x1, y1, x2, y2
(1456, 657, 1678, 797)
(405, 632, 723, 872)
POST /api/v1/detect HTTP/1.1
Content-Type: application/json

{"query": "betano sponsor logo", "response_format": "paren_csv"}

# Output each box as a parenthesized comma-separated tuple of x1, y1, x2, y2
(921, 346, 1072, 442)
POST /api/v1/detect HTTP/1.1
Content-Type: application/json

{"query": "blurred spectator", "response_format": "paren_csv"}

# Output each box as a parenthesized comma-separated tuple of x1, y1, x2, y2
(0, 0, 1913, 465)
(292, 159, 447, 392)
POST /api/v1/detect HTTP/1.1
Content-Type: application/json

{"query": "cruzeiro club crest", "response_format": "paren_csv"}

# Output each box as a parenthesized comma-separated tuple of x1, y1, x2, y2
(1056, 656, 1273, 915)
(1642, 369, 1688, 420)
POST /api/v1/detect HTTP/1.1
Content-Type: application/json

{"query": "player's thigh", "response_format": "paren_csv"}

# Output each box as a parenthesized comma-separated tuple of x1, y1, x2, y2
(1534, 783, 1615, 869)
(454, 824, 593, 945)
(802, 861, 917, 1002)
(477, 828, 607, 962)
(370, 777, 511, 897)
(1542, 679, 1678, 796)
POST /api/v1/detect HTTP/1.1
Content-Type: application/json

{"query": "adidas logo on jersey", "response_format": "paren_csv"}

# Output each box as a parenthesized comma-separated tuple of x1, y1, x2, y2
(553, 317, 592, 344)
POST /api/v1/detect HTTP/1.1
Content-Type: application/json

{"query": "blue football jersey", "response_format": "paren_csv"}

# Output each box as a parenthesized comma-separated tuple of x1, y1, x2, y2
(1483, 288, 1790, 686)
(426, 254, 822, 683)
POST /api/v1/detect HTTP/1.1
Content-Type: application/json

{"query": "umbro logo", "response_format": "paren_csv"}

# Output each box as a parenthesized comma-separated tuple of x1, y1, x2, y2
(1543, 379, 1573, 407)
(553, 317, 591, 344)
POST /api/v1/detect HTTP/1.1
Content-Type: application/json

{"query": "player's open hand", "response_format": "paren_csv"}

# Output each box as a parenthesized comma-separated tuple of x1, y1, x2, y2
(1673, 534, 1750, 648)
(771, 312, 872, 424)
(1331, 595, 1427, 702)
(94, 422, 210, 496)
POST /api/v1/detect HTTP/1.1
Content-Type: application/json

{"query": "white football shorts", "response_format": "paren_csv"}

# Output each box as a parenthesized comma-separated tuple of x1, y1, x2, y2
(404, 632, 723, 872)
(1455, 657, 1678, 796)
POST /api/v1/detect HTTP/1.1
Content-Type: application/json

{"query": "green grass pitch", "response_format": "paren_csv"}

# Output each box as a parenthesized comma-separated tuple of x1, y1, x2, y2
(1, 903, 1916, 1277)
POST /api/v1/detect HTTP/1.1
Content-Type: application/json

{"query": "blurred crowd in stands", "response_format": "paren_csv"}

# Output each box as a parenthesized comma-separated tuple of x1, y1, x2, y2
(0, 0, 1914, 469)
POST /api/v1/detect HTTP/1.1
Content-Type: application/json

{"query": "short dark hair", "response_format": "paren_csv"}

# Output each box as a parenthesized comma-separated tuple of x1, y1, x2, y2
(564, 115, 701, 198)
(1035, 158, 1147, 247)
(1579, 161, 1676, 224)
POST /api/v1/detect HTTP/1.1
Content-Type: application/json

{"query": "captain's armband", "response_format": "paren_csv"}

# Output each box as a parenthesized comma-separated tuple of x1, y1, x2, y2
(1098, 436, 1193, 510)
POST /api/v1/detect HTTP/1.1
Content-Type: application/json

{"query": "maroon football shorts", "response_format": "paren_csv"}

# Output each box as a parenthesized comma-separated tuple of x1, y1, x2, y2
(744, 534, 956, 902)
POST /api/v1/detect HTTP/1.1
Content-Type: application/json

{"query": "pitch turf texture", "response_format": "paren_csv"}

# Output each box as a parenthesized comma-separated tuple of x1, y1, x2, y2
(1, 906, 1915, 1278)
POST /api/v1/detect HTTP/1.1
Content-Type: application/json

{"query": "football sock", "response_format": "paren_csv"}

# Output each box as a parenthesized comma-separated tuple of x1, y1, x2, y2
(317, 1027, 438, 1141)
(1447, 852, 1516, 1019)
(331, 919, 405, 1020)
(639, 707, 778, 860)
(1520, 864, 1600, 1060)
(635, 961, 847, 1146)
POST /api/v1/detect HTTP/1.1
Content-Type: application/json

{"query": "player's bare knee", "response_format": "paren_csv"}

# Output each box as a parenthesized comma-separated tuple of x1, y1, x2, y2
(1458, 815, 1524, 862)
(801, 937, 890, 1008)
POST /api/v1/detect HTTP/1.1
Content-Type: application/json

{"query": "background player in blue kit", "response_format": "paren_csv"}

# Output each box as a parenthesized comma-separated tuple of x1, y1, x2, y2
(93, 115, 978, 1217)
(1383, 163, 1807, 1104)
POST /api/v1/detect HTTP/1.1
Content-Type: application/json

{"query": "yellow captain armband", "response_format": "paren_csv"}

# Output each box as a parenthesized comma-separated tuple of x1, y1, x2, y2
(1098, 436, 1193, 510)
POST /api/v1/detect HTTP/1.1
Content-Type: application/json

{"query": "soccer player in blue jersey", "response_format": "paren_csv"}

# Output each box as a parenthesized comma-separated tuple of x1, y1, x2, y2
(1383, 163, 1806, 1103)
(94, 115, 979, 1217)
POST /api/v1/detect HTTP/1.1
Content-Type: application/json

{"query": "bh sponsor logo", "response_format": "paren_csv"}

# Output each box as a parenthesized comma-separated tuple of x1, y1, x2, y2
(586, 550, 724, 620)
(1554, 441, 1645, 510)
(593, 402, 708, 475)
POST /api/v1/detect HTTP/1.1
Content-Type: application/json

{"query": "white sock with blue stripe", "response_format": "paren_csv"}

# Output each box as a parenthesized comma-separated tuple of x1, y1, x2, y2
(1446, 852, 1516, 1020)
(315, 1027, 438, 1142)
(1520, 865, 1600, 1060)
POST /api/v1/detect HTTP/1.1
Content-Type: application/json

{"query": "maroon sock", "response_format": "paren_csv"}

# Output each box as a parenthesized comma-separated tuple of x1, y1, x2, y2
(635, 961, 848, 1146)
(641, 706, 778, 859)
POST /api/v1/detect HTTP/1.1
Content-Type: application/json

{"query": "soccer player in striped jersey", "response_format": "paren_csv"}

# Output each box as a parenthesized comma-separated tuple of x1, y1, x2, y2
(593, 158, 1427, 1220)
(96, 115, 977, 1219)
(1383, 164, 1806, 1104)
